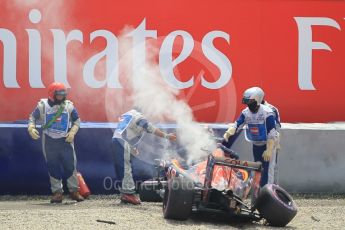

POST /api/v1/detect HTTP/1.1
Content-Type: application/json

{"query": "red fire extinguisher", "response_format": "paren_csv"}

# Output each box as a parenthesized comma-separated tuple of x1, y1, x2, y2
(77, 172, 90, 198)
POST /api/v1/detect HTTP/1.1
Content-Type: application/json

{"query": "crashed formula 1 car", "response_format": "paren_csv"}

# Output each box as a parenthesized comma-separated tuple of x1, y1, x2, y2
(139, 144, 297, 227)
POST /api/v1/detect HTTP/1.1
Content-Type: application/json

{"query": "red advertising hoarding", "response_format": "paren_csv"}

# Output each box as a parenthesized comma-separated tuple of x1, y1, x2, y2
(0, 0, 344, 123)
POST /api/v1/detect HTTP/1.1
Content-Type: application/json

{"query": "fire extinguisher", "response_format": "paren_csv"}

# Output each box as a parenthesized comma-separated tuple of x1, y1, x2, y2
(77, 172, 90, 198)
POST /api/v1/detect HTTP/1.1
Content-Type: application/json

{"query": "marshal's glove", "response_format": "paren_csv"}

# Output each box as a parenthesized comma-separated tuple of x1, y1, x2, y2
(166, 133, 177, 142)
(223, 126, 236, 142)
(263, 139, 275, 161)
(28, 124, 40, 140)
(65, 125, 79, 143)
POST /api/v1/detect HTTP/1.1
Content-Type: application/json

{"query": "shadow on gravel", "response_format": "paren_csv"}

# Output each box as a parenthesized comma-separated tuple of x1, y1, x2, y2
(165, 212, 297, 229)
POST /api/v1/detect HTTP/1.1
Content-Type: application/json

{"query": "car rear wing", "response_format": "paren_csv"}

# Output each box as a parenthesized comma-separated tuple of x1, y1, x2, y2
(212, 156, 262, 171)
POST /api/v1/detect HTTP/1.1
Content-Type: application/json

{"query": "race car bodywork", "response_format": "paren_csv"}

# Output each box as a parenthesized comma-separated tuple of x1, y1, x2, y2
(139, 145, 297, 227)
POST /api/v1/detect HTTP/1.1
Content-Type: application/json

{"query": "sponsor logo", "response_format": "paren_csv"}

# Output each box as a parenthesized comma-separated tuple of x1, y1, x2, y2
(250, 127, 259, 135)
(224, 159, 249, 167)
(0, 10, 232, 90)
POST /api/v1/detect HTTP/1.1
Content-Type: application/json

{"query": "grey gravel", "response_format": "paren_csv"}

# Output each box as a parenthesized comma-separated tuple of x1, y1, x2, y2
(0, 195, 345, 229)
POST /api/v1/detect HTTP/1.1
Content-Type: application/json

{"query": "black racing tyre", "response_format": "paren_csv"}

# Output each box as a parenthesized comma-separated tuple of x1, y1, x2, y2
(163, 176, 194, 220)
(139, 180, 163, 202)
(255, 184, 298, 227)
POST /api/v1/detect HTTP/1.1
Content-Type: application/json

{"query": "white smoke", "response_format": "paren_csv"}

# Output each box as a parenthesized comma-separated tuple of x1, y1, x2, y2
(9, 1, 218, 163)
(12, 0, 41, 6)
(7, 1, 98, 108)
(7, 1, 70, 28)
(116, 28, 217, 164)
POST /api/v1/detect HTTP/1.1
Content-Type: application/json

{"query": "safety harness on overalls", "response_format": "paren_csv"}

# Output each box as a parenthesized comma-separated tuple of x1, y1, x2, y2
(42, 102, 66, 130)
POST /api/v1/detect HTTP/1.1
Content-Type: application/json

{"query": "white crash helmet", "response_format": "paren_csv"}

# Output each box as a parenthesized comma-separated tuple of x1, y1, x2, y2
(242, 87, 265, 105)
